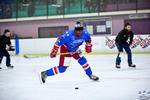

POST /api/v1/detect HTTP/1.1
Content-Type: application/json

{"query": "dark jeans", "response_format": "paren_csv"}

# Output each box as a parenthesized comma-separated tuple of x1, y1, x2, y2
(0, 49, 11, 66)
(116, 42, 133, 66)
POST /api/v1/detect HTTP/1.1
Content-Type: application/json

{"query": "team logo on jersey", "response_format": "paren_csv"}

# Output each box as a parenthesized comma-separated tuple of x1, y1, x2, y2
(123, 35, 126, 37)
(73, 39, 83, 44)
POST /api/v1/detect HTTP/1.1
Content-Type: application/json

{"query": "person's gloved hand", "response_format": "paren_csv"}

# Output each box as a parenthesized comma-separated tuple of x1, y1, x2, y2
(50, 45, 59, 58)
(85, 43, 92, 53)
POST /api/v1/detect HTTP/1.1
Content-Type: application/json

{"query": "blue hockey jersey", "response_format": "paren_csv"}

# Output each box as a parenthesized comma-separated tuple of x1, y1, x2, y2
(55, 30, 91, 52)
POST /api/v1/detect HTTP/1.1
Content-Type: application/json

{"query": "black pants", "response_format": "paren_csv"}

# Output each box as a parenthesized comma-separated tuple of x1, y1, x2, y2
(0, 49, 11, 66)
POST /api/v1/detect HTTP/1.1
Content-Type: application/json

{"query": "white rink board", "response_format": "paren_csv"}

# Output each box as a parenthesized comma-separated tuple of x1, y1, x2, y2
(10, 35, 150, 55)
(9, 40, 16, 55)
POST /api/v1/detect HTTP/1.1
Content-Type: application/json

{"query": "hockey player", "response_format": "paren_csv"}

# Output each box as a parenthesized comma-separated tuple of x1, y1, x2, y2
(0, 29, 14, 69)
(115, 23, 136, 68)
(40, 22, 99, 83)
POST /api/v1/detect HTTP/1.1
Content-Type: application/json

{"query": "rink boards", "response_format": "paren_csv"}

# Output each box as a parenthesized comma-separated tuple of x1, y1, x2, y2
(9, 35, 150, 56)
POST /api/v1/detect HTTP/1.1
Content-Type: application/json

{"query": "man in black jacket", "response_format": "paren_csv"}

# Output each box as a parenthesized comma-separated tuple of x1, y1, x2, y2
(115, 23, 136, 68)
(0, 29, 14, 69)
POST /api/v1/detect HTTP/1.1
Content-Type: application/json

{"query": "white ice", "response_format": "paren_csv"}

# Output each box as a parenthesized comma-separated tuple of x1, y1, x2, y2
(0, 54, 150, 100)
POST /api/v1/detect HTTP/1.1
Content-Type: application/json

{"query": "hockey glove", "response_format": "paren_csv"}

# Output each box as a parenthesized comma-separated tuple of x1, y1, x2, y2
(50, 45, 59, 58)
(9, 46, 15, 51)
(85, 43, 92, 53)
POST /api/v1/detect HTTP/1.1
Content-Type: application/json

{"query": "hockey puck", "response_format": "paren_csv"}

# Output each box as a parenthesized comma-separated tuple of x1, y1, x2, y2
(75, 87, 79, 90)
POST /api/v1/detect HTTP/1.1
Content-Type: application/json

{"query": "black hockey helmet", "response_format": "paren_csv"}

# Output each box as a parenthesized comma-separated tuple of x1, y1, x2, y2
(74, 21, 83, 31)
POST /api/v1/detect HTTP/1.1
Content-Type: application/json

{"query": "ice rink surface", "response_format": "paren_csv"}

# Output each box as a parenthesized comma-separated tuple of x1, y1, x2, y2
(0, 54, 150, 100)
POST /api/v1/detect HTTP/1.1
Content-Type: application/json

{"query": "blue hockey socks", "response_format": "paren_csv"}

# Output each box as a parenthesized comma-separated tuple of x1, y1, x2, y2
(78, 57, 92, 75)
(46, 66, 67, 76)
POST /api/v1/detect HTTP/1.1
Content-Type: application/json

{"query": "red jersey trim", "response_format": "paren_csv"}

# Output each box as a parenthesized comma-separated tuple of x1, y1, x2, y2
(74, 32, 80, 38)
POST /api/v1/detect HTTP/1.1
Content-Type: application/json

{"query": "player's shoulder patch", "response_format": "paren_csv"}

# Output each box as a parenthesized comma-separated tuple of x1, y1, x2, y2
(62, 30, 71, 37)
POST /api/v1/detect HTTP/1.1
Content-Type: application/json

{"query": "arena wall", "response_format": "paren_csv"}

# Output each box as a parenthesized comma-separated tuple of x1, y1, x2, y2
(0, 14, 142, 37)
(10, 35, 150, 55)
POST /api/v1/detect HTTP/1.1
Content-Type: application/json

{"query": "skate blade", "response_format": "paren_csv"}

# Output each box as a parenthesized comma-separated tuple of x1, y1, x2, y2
(38, 72, 44, 84)
(90, 78, 100, 82)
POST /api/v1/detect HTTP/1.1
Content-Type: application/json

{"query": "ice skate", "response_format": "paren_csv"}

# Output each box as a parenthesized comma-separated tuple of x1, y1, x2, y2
(41, 71, 47, 83)
(88, 74, 99, 81)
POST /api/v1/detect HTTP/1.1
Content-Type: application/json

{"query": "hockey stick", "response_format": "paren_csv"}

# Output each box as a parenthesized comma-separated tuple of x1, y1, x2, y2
(24, 42, 98, 59)
(23, 50, 83, 59)
(23, 55, 47, 59)
(57, 42, 99, 55)
(24, 51, 79, 59)
(23, 54, 48, 59)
